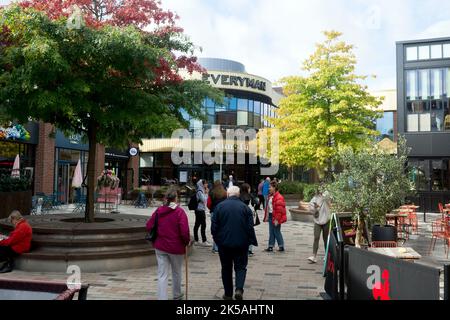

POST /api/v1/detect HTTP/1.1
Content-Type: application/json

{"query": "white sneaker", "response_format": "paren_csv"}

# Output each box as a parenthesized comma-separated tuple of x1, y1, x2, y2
(202, 241, 211, 246)
(307, 256, 317, 264)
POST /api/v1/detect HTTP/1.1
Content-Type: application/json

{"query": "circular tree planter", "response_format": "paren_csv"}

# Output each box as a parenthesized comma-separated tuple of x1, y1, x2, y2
(289, 201, 314, 223)
(0, 214, 160, 272)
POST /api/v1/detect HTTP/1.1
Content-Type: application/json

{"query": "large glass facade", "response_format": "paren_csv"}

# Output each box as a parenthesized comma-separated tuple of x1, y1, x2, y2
(406, 68, 450, 132)
(183, 96, 278, 130)
(409, 159, 450, 192)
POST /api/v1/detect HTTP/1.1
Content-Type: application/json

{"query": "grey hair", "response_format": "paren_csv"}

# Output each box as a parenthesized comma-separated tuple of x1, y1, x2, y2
(165, 188, 178, 205)
(227, 186, 240, 197)
(9, 210, 22, 222)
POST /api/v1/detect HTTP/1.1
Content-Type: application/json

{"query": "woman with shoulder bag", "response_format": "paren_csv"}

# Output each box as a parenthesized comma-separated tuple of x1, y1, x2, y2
(146, 188, 191, 300)
(307, 187, 332, 264)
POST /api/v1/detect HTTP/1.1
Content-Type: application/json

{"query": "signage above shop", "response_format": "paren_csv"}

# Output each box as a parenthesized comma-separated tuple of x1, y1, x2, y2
(0, 124, 30, 141)
(202, 73, 267, 92)
(69, 134, 82, 145)
(129, 147, 139, 157)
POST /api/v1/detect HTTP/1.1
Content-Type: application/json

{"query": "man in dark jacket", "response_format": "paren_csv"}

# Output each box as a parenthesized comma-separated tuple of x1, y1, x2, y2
(211, 186, 258, 300)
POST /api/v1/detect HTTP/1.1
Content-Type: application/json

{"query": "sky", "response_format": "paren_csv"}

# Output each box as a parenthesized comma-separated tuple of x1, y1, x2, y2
(2, 0, 450, 91)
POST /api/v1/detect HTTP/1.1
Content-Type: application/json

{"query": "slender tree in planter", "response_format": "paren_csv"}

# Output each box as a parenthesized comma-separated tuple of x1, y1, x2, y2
(0, 4, 222, 222)
(270, 31, 382, 181)
(326, 137, 414, 247)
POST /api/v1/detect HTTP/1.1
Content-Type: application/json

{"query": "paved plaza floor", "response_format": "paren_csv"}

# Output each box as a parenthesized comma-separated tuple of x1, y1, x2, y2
(0, 204, 448, 300)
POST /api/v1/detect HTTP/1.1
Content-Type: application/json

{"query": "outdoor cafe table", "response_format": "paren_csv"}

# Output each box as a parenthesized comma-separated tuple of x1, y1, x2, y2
(368, 247, 422, 261)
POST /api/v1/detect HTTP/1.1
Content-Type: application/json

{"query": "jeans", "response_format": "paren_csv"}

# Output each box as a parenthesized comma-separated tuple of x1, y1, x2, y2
(155, 249, 184, 300)
(313, 223, 330, 256)
(268, 212, 284, 248)
(218, 246, 248, 297)
(194, 210, 207, 242)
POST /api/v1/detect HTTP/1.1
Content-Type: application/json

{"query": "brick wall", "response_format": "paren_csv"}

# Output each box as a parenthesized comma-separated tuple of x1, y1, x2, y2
(34, 122, 55, 195)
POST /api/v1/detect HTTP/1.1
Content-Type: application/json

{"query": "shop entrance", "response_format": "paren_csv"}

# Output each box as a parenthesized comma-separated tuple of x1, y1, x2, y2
(56, 161, 77, 204)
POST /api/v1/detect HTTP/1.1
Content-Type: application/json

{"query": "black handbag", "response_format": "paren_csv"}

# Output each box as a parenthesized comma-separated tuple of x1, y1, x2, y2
(146, 212, 159, 242)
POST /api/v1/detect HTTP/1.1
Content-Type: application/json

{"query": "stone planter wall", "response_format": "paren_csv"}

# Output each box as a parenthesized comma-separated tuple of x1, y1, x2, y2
(0, 190, 32, 219)
(289, 201, 314, 223)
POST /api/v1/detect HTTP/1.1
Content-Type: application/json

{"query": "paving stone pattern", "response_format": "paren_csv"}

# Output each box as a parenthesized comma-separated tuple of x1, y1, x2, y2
(0, 206, 448, 300)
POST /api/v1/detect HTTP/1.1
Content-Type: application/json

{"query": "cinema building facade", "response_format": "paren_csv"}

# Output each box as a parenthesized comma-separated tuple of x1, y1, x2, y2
(139, 58, 284, 187)
(397, 37, 450, 212)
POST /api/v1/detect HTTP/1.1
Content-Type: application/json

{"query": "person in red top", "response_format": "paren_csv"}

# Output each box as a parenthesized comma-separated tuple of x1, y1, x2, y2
(0, 210, 33, 273)
(263, 180, 287, 252)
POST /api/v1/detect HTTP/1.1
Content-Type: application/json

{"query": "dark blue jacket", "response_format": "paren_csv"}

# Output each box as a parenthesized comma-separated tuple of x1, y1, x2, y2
(211, 196, 258, 249)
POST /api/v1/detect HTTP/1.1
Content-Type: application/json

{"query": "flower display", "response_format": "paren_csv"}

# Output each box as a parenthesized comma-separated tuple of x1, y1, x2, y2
(0, 124, 31, 141)
(97, 169, 120, 190)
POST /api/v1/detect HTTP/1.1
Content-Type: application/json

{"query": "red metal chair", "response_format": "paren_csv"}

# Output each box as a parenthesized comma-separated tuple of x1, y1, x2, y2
(429, 219, 447, 255)
(371, 241, 398, 248)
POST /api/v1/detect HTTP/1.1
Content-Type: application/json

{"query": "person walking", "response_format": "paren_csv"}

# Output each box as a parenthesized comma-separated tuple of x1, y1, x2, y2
(212, 186, 258, 300)
(262, 177, 270, 209)
(146, 189, 191, 300)
(257, 179, 265, 210)
(209, 181, 227, 253)
(194, 179, 210, 246)
(263, 180, 287, 252)
(308, 187, 332, 264)
(239, 183, 256, 257)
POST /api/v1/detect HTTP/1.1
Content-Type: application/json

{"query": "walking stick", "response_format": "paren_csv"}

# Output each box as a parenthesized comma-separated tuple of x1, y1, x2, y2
(185, 246, 189, 300)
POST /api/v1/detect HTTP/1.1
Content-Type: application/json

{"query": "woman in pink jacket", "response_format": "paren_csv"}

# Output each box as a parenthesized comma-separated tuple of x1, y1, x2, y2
(146, 189, 191, 300)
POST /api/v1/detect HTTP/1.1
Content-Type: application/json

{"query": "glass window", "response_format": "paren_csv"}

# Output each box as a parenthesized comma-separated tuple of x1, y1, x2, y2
(229, 98, 237, 111)
(154, 153, 172, 168)
(237, 111, 248, 126)
(444, 44, 450, 58)
(248, 100, 254, 113)
(419, 113, 431, 131)
(431, 45, 442, 59)
(190, 119, 203, 130)
(407, 114, 419, 132)
(406, 70, 417, 100)
(205, 98, 214, 108)
(419, 46, 430, 60)
(180, 108, 190, 121)
(419, 70, 429, 99)
(216, 111, 237, 126)
(431, 101, 444, 132)
(444, 101, 450, 132)
(376, 112, 394, 140)
(207, 115, 215, 125)
(431, 69, 442, 98)
(409, 160, 430, 191)
(248, 112, 254, 127)
(254, 101, 261, 115)
(253, 115, 261, 129)
(140, 153, 154, 168)
(237, 99, 247, 111)
(406, 46, 418, 61)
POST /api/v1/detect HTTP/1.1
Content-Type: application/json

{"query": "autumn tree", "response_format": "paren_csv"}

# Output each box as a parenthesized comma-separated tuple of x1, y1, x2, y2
(0, 4, 221, 222)
(271, 31, 382, 181)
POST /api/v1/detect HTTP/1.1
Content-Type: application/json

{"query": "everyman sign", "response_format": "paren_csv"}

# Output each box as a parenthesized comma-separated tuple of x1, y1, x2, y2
(202, 73, 267, 92)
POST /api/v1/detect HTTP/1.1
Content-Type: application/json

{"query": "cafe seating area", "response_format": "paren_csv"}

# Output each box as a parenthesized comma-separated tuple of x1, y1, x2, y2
(429, 202, 450, 258)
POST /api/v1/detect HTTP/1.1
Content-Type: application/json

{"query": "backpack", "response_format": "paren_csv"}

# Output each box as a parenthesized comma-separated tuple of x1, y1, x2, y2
(188, 193, 199, 211)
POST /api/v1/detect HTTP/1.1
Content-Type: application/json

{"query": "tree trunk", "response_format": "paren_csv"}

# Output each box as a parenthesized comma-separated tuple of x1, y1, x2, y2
(355, 213, 366, 248)
(85, 121, 98, 223)
(289, 167, 294, 182)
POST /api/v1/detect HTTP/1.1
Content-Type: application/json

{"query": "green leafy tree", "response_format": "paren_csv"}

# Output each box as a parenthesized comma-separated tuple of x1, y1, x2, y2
(272, 31, 382, 180)
(326, 137, 414, 247)
(0, 5, 221, 222)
